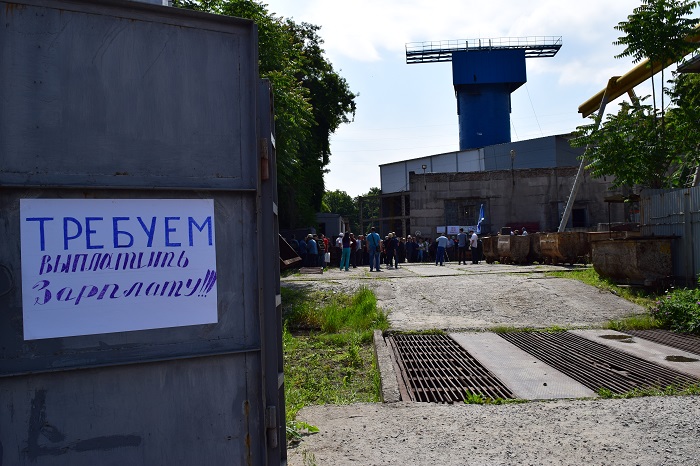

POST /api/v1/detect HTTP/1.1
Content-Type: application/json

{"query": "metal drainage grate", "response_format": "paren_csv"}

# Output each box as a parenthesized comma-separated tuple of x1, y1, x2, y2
(625, 330, 700, 356)
(499, 331, 699, 394)
(386, 333, 514, 403)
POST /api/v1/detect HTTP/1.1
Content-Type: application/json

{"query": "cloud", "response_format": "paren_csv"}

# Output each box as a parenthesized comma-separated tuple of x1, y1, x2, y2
(270, 0, 643, 64)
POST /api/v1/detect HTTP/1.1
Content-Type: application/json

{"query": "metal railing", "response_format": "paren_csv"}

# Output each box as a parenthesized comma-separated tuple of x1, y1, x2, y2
(406, 36, 562, 63)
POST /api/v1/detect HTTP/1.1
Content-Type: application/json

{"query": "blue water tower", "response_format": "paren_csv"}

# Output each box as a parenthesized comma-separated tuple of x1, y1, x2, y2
(406, 37, 562, 150)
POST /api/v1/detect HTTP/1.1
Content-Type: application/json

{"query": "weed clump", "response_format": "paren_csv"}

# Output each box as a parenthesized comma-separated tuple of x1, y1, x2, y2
(651, 278, 700, 334)
(281, 285, 389, 444)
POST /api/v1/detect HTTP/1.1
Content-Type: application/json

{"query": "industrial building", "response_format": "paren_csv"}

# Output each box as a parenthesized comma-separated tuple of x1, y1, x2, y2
(360, 134, 631, 238)
(355, 36, 632, 239)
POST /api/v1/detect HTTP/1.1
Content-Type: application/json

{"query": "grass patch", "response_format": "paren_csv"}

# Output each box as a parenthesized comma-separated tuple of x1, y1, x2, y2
(281, 285, 389, 445)
(544, 267, 655, 308)
(283, 286, 389, 333)
(283, 328, 381, 421)
(385, 329, 446, 336)
(543, 267, 700, 333)
(490, 325, 569, 333)
(605, 313, 661, 331)
(597, 383, 700, 399)
(281, 268, 300, 278)
(463, 391, 527, 405)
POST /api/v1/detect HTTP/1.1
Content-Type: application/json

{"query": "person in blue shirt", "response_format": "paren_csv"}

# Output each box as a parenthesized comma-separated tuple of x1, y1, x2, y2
(366, 226, 381, 272)
(435, 233, 448, 266)
(306, 234, 318, 266)
(457, 228, 468, 265)
(340, 232, 352, 271)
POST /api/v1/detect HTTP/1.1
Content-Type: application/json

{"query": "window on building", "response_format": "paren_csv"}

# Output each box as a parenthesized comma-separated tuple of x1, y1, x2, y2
(444, 200, 478, 226)
(572, 208, 587, 228)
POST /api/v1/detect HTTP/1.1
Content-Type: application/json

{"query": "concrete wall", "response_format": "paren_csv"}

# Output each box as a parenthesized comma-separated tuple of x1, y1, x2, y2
(380, 150, 483, 194)
(316, 213, 345, 237)
(409, 167, 625, 237)
(379, 135, 583, 194)
(483, 135, 583, 171)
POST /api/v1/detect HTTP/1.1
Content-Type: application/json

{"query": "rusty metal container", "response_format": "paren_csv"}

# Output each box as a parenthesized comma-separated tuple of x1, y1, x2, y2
(591, 237, 674, 286)
(539, 232, 591, 265)
(528, 232, 543, 263)
(481, 236, 499, 263)
(588, 231, 641, 244)
(497, 235, 531, 264)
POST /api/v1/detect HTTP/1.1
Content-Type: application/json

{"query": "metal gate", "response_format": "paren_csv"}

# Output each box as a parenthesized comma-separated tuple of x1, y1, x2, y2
(0, 1, 284, 464)
(640, 187, 700, 285)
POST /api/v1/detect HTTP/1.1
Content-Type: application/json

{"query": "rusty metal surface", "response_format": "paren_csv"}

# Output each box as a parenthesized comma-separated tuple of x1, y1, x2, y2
(591, 238, 673, 286)
(386, 334, 514, 403)
(640, 187, 700, 283)
(539, 232, 590, 265)
(481, 236, 499, 264)
(625, 330, 700, 356)
(529, 232, 543, 263)
(497, 235, 530, 264)
(499, 331, 698, 394)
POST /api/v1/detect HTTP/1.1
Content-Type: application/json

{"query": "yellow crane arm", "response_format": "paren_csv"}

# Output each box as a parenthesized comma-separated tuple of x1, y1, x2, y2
(578, 29, 700, 118)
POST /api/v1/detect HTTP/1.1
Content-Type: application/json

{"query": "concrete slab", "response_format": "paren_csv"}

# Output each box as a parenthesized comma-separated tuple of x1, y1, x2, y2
(450, 332, 597, 400)
(373, 330, 401, 403)
(571, 329, 700, 379)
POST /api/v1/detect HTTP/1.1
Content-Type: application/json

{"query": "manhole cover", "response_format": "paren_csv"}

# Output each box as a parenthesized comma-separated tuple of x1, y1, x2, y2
(386, 333, 514, 403)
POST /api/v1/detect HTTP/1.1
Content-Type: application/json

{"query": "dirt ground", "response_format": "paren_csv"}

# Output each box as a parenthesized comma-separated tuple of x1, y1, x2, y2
(282, 263, 699, 466)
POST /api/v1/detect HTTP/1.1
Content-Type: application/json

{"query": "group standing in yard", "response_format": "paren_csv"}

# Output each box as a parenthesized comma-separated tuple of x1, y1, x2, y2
(290, 226, 482, 269)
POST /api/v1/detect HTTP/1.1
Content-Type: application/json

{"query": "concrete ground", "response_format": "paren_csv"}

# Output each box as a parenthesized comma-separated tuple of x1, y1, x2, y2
(282, 262, 700, 466)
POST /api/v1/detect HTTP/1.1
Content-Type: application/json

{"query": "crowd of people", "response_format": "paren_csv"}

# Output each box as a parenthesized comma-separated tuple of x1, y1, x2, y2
(287, 227, 483, 270)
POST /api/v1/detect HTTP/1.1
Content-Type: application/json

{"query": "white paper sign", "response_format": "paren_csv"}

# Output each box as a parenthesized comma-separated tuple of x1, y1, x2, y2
(20, 199, 218, 340)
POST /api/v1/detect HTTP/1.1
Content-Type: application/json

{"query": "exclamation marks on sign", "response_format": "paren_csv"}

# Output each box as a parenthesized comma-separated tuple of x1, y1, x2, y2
(199, 269, 218, 297)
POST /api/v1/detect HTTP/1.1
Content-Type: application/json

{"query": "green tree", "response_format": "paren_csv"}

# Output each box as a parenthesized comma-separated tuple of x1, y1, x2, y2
(322, 189, 355, 215)
(356, 187, 381, 230)
(322, 189, 358, 230)
(573, 99, 670, 188)
(665, 71, 700, 184)
(174, 0, 357, 229)
(614, 0, 698, 126)
(573, 0, 700, 188)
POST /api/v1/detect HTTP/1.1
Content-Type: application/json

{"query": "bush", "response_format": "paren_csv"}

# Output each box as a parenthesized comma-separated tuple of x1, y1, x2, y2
(651, 280, 700, 334)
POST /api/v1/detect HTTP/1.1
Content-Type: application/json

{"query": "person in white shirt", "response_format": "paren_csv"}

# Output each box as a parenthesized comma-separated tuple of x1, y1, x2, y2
(469, 230, 479, 264)
(521, 227, 528, 236)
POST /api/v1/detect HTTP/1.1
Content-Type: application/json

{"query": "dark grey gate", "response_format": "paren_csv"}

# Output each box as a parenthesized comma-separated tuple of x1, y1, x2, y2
(0, 1, 285, 464)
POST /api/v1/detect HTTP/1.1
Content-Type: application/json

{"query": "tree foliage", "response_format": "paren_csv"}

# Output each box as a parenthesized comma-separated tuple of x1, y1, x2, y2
(322, 189, 355, 215)
(356, 187, 381, 230)
(665, 72, 700, 184)
(614, 0, 697, 132)
(321, 190, 356, 233)
(573, 0, 700, 189)
(573, 99, 672, 188)
(614, 0, 697, 65)
(174, 0, 357, 228)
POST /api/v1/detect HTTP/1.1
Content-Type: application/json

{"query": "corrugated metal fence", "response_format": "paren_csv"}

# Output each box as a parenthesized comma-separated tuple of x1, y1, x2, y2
(640, 187, 700, 285)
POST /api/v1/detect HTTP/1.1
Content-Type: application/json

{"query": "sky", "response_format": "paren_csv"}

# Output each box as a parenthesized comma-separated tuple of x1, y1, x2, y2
(262, 0, 678, 197)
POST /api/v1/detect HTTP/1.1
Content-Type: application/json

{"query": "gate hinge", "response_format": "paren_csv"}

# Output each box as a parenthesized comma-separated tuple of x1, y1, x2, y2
(265, 405, 278, 449)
